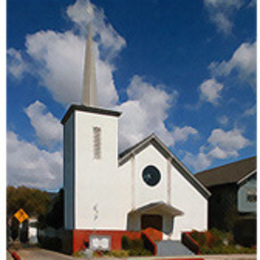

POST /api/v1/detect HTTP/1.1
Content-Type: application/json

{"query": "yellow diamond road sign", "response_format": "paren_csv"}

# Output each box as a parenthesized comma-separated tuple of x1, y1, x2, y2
(14, 209, 29, 223)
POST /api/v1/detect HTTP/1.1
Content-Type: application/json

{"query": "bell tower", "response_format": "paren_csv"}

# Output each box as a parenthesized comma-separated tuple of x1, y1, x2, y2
(62, 20, 121, 230)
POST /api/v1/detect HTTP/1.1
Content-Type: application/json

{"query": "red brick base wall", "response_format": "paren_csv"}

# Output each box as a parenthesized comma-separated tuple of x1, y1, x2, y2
(72, 230, 141, 254)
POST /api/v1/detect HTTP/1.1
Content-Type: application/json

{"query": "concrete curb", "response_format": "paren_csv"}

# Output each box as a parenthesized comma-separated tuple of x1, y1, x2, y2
(125, 255, 256, 260)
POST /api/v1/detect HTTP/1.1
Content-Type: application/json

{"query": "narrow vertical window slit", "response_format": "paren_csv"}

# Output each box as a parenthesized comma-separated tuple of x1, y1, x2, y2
(93, 127, 101, 159)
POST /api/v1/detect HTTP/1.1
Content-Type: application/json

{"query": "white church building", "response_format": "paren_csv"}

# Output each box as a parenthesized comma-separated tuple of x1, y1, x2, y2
(61, 24, 210, 254)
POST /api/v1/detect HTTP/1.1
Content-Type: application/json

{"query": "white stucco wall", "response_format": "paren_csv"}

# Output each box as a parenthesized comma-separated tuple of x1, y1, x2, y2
(170, 162, 208, 239)
(117, 144, 208, 240)
(134, 146, 168, 207)
(115, 161, 133, 228)
(74, 110, 120, 229)
(64, 114, 75, 229)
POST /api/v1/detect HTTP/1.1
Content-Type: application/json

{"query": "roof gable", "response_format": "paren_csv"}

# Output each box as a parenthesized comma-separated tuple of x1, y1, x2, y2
(195, 156, 257, 188)
(119, 134, 210, 199)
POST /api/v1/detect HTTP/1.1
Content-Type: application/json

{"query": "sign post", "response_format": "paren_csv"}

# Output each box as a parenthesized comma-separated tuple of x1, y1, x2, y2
(13, 209, 29, 242)
(14, 209, 29, 224)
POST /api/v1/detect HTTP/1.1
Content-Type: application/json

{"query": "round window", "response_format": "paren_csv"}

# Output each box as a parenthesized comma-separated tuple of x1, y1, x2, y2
(142, 165, 161, 187)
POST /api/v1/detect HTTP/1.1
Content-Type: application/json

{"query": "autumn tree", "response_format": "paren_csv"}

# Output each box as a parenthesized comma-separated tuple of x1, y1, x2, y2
(7, 186, 51, 218)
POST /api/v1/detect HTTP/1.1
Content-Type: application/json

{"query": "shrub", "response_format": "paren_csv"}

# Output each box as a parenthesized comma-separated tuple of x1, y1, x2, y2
(209, 228, 233, 247)
(38, 236, 62, 251)
(128, 248, 152, 256)
(72, 251, 84, 257)
(10, 217, 19, 241)
(20, 220, 29, 243)
(190, 231, 207, 246)
(121, 236, 152, 256)
(109, 250, 129, 257)
(200, 244, 256, 255)
(233, 217, 256, 247)
(189, 228, 257, 255)
(131, 238, 144, 249)
(190, 228, 235, 249)
(122, 235, 131, 250)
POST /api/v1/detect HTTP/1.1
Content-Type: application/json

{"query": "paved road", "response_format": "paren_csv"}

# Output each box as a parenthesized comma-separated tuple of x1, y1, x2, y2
(6, 251, 12, 260)
(7, 248, 119, 260)
(7, 248, 257, 260)
(200, 256, 256, 260)
(7, 248, 76, 260)
(127, 256, 257, 260)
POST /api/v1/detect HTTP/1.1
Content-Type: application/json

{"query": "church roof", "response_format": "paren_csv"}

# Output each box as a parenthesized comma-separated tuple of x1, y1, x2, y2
(119, 134, 211, 199)
(61, 104, 121, 125)
(195, 156, 256, 188)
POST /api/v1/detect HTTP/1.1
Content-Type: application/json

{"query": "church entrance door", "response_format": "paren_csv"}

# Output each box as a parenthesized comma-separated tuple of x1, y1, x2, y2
(141, 214, 163, 231)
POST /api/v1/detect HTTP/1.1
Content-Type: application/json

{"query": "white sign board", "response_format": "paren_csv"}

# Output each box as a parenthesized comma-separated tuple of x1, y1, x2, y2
(89, 235, 111, 251)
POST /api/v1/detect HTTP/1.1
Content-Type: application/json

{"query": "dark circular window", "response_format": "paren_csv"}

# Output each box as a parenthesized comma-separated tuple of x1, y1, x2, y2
(142, 165, 161, 187)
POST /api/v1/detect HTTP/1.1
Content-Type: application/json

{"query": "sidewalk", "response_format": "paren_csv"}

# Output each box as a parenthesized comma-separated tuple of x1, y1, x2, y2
(126, 256, 256, 260)
(7, 248, 257, 260)
(6, 251, 13, 260)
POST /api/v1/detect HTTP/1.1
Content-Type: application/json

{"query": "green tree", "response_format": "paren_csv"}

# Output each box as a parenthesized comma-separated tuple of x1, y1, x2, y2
(7, 186, 51, 218)
(38, 189, 64, 229)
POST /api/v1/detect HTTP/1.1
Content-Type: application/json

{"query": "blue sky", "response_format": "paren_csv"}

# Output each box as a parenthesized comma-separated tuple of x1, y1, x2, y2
(7, 0, 256, 190)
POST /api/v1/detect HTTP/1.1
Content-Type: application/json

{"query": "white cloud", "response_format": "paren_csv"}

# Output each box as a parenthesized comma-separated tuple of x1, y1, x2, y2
(218, 115, 229, 126)
(66, 0, 126, 59)
(16, 30, 83, 105)
(210, 12, 232, 35)
(199, 78, 223, 105)
(209, 42, 256, 88)
(116, 76, 197, 151)
(172, 126, 198, 143)
(204, 0, 243, 34)
(116, 76, 174, 150)
(66, 0, 94, 27)
(7, 131, 62, 190)
(208, 128, 250, 152)
(243, 105, 256, 116)
(25, 100, 62, 148)
(183, 127, 250, 172)
(183, 152, 212, 172)
(7, 48, 28, 79)
(248, 0, 256, 8)
(204, 0, 243, 9)
(207, 146, 238, 159)
(22, 30, 119, 107)
(96, 58, 119, 108)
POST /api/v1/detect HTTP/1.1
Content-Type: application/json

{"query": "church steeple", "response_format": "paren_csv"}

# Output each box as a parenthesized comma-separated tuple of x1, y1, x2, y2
(82, 23, 98, 107)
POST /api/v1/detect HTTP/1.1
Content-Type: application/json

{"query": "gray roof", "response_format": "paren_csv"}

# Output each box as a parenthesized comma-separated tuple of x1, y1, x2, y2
(195, 156, 256, 188)
(119, 135, 153, 160)
(129, 201, 183, 217)
(119, 134, 211, 199)
(61, 104, 121, 125)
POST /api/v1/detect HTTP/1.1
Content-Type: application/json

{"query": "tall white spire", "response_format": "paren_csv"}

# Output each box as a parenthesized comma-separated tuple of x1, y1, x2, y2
(82, 23, 98, 107)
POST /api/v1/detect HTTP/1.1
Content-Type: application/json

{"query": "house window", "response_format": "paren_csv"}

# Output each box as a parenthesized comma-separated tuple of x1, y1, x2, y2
(247, 190, 256, 202)
(93, 127, 101, 159)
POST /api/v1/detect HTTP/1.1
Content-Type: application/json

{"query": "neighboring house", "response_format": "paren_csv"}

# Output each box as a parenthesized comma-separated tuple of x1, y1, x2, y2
(28, 218, 38, 244)
(195, 157, 256, 246)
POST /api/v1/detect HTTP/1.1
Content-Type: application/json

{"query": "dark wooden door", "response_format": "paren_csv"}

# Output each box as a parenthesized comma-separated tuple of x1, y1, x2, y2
(141, 214, 163, 231)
